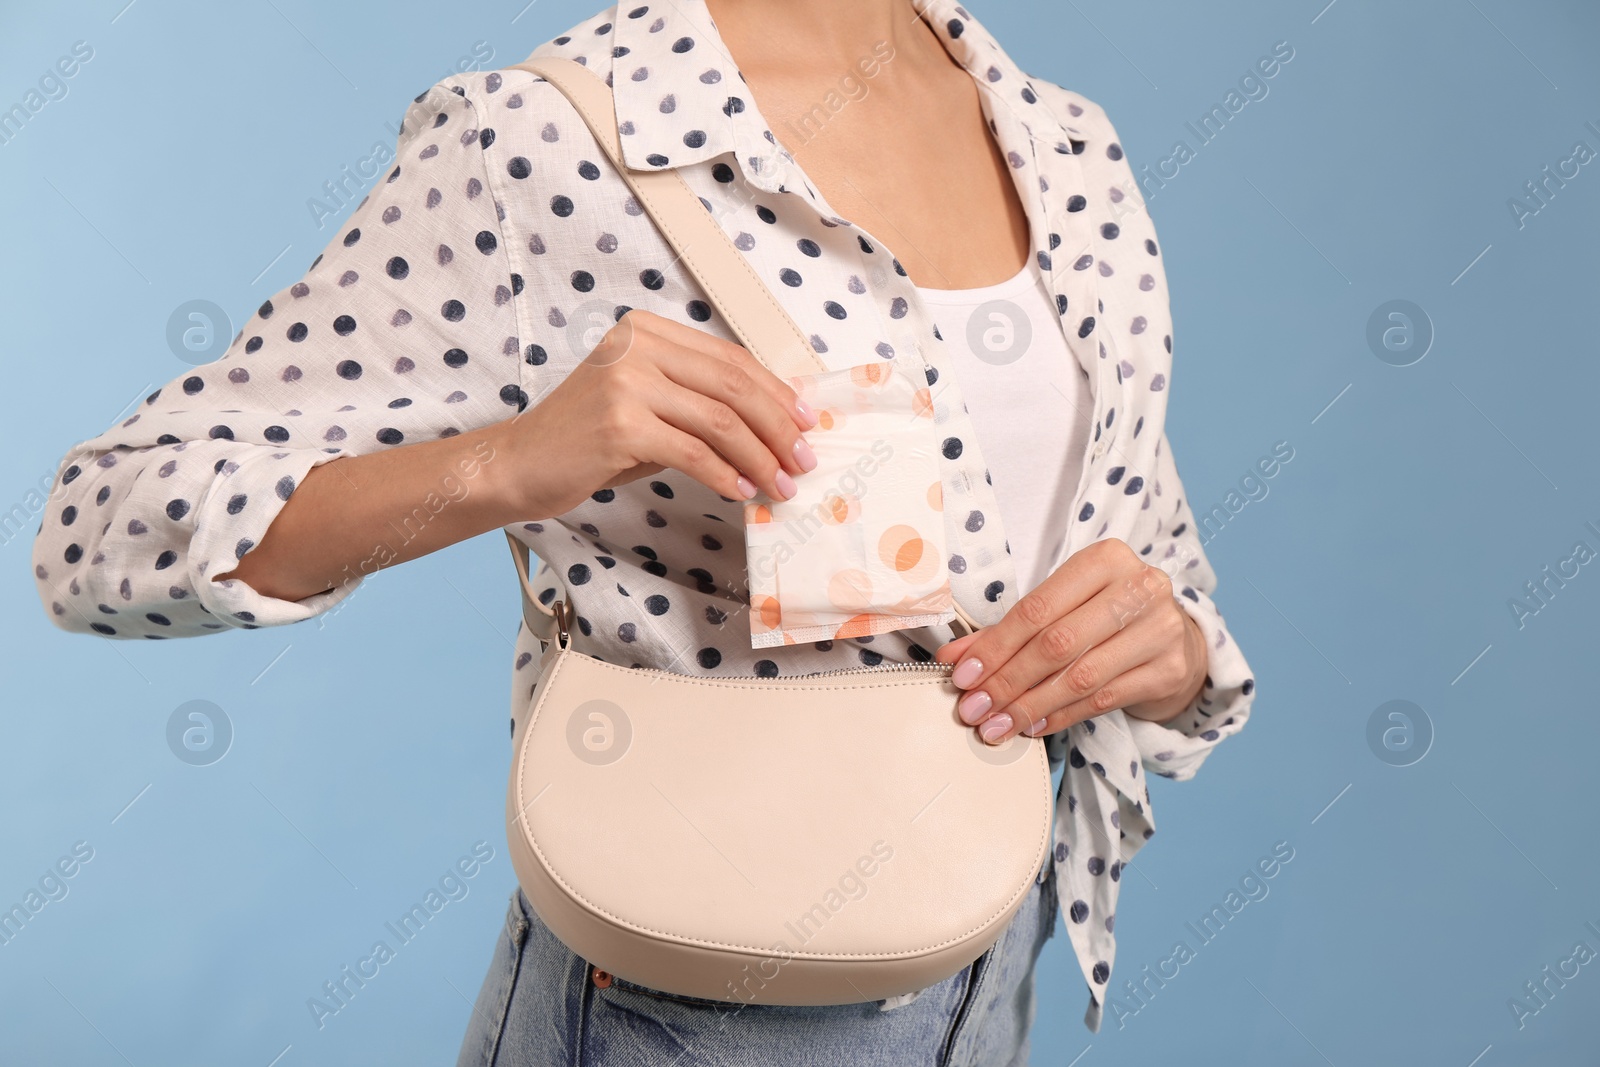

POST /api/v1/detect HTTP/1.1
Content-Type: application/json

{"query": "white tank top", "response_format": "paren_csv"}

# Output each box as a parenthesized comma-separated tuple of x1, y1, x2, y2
(916, 259, 1093, 596)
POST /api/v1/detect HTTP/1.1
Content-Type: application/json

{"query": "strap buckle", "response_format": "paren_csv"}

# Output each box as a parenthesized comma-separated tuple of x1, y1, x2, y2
(551, 599, 572, 650)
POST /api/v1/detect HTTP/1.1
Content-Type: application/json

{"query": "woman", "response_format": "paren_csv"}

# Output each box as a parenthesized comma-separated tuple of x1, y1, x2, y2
(31, 0, 1255, 1062)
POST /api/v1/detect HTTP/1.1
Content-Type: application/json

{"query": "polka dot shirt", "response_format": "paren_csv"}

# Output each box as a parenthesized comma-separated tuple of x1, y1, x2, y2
(30, 0, 1254, 1031)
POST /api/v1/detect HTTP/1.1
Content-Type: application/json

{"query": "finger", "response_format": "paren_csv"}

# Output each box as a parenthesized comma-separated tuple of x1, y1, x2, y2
(627, 310, 816, 429)
(1020, 603, 1175, 716)
(1015, 657, 1181, 740)
(633, 419, 752, 503)
(955, 570, 1158, 727)
(982, 562, 1175, 719)
(647, 379, 794, 501)
(655, 345, 815, 477)
(712, 344, 818, 430)
(948, 540, 1136, 696)
(980, 626, 1175, 743)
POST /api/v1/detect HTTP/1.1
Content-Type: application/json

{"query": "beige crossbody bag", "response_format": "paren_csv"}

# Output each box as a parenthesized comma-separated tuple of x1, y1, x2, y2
(500, 56, 1053, 1007)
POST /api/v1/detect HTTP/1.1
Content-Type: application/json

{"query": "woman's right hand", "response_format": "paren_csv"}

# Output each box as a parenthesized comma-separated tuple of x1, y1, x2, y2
(498, 309, 821, 520)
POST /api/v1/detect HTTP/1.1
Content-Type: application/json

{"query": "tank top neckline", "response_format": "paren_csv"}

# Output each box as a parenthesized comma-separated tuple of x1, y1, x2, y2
(913, 257, 1039, 303)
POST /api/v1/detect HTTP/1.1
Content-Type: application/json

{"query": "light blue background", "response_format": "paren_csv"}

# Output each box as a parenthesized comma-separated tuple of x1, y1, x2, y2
(3, 0, 1597, 1063)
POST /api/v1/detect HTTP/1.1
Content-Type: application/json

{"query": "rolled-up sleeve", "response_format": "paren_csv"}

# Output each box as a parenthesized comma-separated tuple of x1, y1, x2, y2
(31, 76, 525, 639)
(1125, 429, 1256, 780)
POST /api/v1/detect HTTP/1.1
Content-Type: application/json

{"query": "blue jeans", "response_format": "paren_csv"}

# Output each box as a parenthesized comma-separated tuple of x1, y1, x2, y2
(456, 861, 1060, 1066)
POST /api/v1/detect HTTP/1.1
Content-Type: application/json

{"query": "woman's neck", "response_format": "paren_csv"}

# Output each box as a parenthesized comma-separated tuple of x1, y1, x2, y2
(702, 0, 941, 79)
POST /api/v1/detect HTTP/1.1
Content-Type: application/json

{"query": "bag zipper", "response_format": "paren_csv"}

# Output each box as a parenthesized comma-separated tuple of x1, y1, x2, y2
(808, 661, 954, 679)
(577, 652, 955, 682)
(549, 601, 955, 681)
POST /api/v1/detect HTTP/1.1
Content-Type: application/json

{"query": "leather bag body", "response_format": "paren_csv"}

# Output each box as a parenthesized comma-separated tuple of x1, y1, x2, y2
(500, 55, 1054, 1007)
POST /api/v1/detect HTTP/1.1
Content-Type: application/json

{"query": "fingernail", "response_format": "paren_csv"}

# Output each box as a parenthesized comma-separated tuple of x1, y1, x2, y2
(775, 470, 798, 500)
(951, 658, 983, 690)
(736, 475, 758, 499)
(1024, 717, 1049, 737)
(980, 713, 1013, 744)
(793, 437, 818, 473)
(958, 689, 991, 725)
(795, 397, 818, 429)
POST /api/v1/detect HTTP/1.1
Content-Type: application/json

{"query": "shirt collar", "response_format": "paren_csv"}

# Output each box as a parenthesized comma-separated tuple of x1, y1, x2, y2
(607, 0, 1090, 191)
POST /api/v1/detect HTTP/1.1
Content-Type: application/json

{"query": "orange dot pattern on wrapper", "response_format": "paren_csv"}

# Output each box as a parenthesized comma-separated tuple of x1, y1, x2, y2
(912, 387, 934, 419)
(836, 612, 899, 639)
(879, 524, 938, 585)
(927, 481, 943, 511)
(752, 594, 782, 633)
(819, 493, 862, 525)
(849, 363, 889, 388)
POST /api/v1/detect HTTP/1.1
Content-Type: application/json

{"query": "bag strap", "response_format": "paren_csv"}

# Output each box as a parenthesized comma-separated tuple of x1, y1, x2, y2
(506, 530, 565, 648)
(499, 55, 981, 644)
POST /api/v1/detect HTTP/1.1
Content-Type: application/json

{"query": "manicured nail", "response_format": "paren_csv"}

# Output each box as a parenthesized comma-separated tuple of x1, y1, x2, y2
(980, 713, 1013, 744)
(775, 470, 798, 500)
(1024, 717, 1049, 737)
(793, 437, 818, 472)
(958, 689, 992, 725)
(794, 397, 818, 429)
(736, 475, 758, 499)
(951, 658, 983, 690)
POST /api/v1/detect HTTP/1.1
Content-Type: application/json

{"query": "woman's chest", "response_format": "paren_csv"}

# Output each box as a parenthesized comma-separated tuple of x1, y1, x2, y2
(773, 98, 1033, 292)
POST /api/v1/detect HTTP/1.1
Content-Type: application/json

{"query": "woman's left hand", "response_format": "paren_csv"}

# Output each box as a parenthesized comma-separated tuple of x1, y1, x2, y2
(935, 538, 1209, 743)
